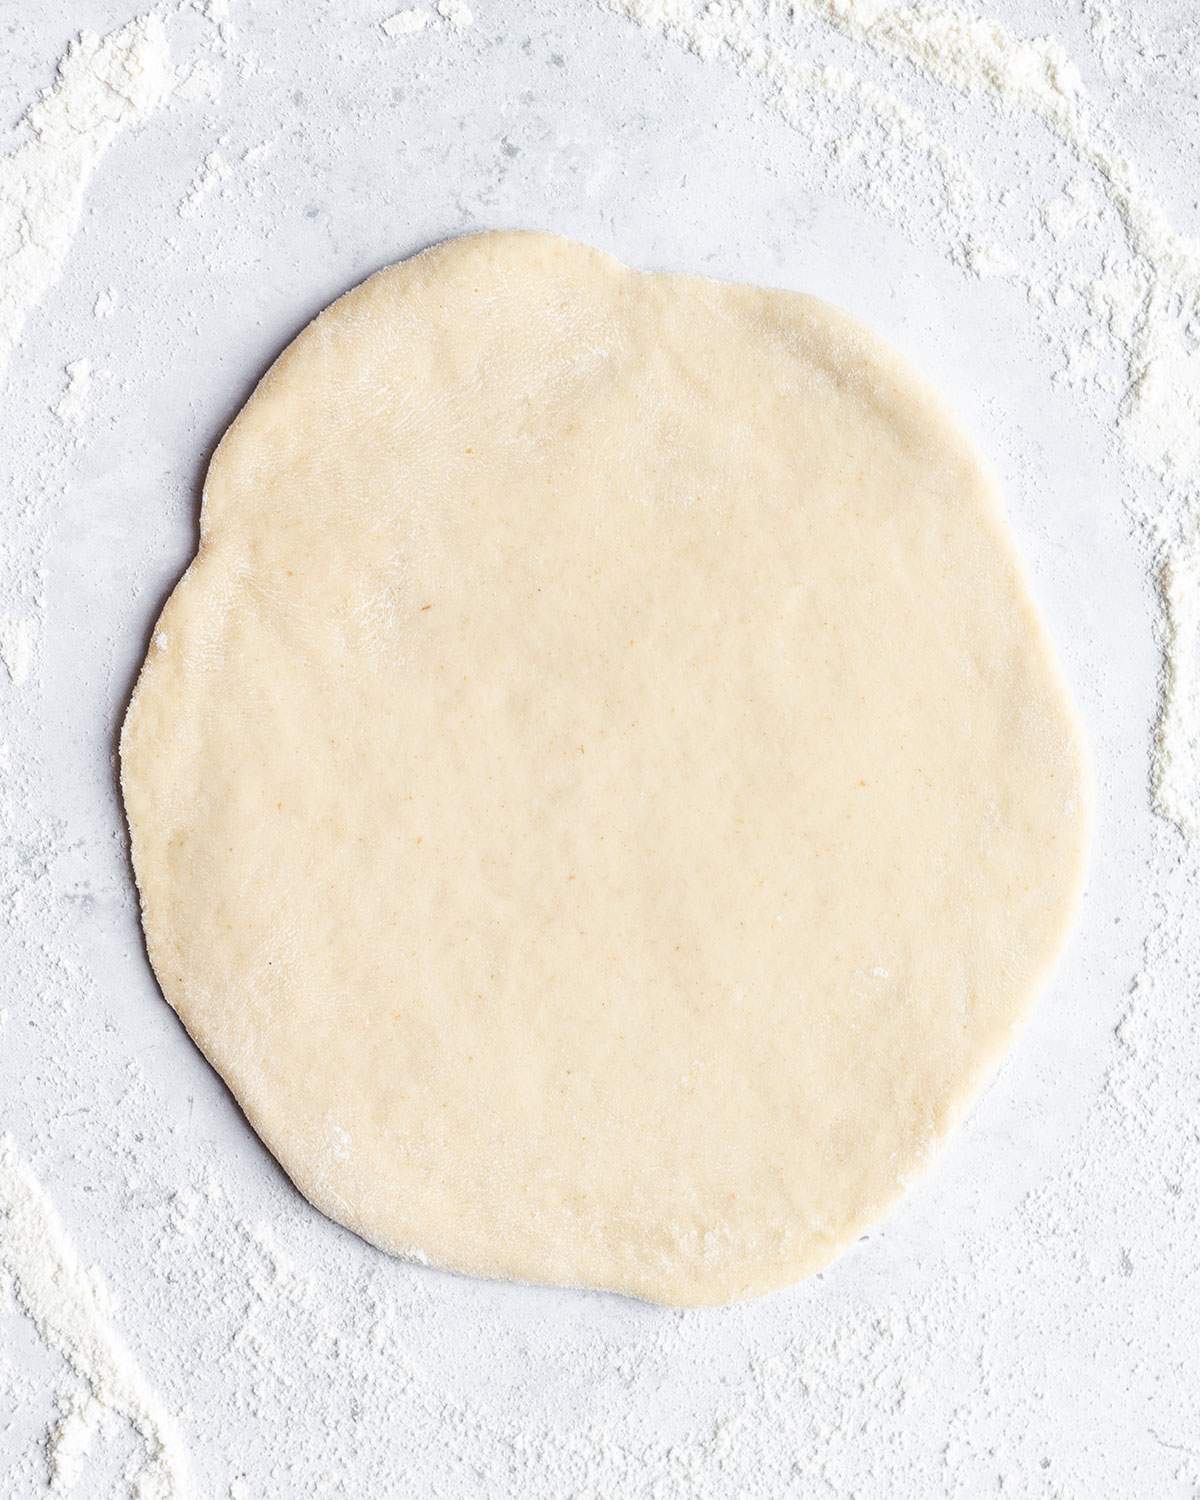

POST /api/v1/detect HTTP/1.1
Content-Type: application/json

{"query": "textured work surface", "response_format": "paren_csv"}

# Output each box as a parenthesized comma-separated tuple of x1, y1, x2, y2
(0, 1, 1196, 1495)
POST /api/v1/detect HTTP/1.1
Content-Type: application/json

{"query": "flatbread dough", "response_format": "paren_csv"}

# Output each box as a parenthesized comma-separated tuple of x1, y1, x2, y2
(122, 231, 1089, 1305)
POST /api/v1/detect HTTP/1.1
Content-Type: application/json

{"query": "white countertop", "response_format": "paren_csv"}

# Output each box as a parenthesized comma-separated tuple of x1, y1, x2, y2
(1, 2, 1196, 1495)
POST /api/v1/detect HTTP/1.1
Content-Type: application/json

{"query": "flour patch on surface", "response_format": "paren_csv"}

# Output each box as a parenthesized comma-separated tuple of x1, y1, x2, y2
(179, 146, 233, 216)
(1154, 541, 1200, 838)
(0, 616, 38, 687)
(437, 0, 475, 30)
(52, 360, 94, 425)
(47, 1391, 103, 1493)
(381, 8, 433, 37)
(0, 14, 170, 385)
(0, 1137, 190, 1498)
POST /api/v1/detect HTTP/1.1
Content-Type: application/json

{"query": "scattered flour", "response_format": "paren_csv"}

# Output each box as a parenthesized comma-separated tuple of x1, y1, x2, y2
(174, 54, 225, 103)
(0, 615, 38, 687)
(787, 0, 1200, 495)
(381, 8, 433, 38)
(1153, 540, 1200, 836)
(2, 2, 1200, 1495)
(0, 1136, 189, 1498)
(179, 145, 234, 216)
(47, 1392, 103, 1493)
(382, 2, 473, 39)
(437, 0, 476, 31)
(51, 359, 94, 425)
(963, 236, 1016, 279)
(1041, 175, 1100, 241)
(0, 15, 171, 384)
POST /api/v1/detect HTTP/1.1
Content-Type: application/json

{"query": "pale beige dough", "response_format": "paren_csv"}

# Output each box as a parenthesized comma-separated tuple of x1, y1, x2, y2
(122, 231, 1089, 1305)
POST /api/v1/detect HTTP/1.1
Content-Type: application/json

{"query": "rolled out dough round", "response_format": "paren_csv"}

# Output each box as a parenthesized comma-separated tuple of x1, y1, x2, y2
(122, 231, 1089, 1305)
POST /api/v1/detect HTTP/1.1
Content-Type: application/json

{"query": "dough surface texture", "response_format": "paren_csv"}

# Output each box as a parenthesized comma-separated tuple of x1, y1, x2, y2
(122, 231, 1088, 1305)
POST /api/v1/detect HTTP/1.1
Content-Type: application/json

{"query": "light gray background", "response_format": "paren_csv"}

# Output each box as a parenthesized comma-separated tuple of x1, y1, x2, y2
(1, 1, 1194, 1495)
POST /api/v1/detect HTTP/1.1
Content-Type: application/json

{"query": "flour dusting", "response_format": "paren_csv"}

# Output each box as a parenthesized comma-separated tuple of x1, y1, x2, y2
(437, 0, 476, 30)
(382, 8, 433, 37)
(2, 0, 1199, 1493)
(51, 359, 94, 424)
(1154, 540, 1200, 835)
(0, 15, 171, 384)
(0, 1136, 189, 1498)
(0, 615, 38, 687)
(47, 1392, 103, 1493)
(179, 146, 234, 216)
